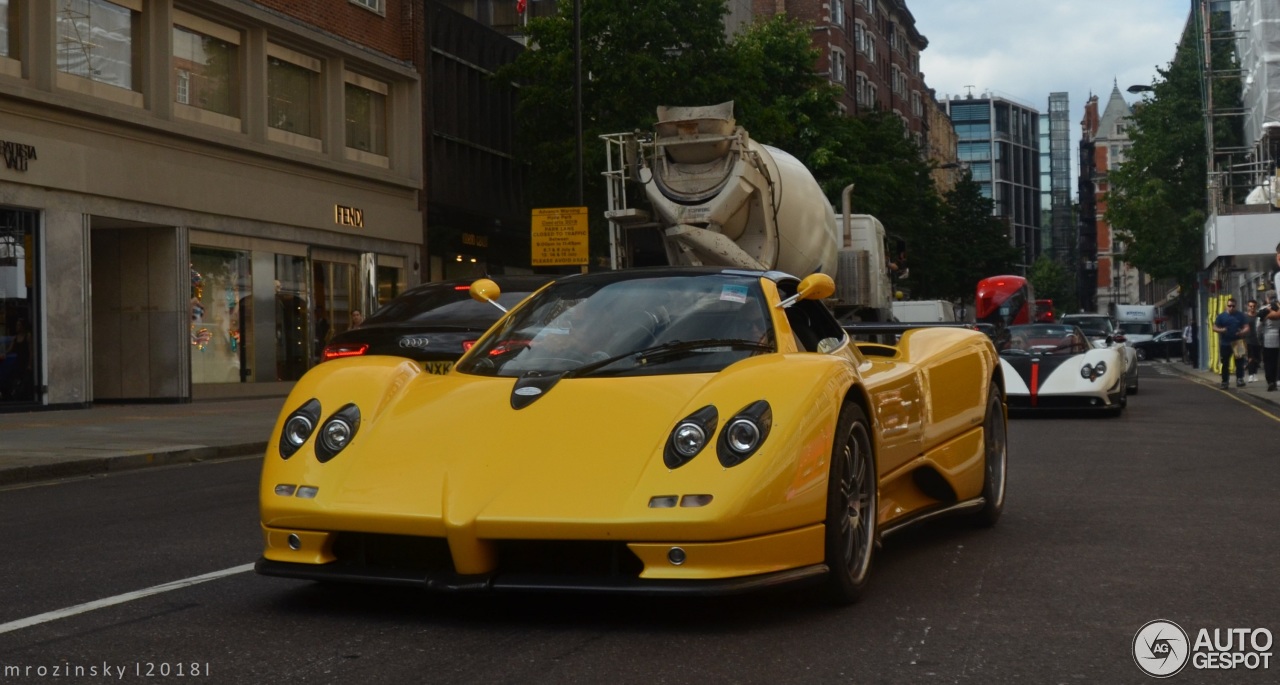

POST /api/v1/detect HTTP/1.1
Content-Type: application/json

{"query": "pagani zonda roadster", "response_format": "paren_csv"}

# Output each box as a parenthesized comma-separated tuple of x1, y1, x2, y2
(257, 268, 1007, 604)
(997, 323, 1127, 416)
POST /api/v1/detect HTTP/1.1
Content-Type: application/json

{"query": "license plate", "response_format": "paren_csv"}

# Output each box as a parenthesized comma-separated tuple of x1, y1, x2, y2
(422, 361, 454, 375)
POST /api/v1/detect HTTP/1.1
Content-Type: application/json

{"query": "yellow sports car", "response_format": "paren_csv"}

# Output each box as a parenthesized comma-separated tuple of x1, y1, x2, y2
(257, 267, 1007, 604)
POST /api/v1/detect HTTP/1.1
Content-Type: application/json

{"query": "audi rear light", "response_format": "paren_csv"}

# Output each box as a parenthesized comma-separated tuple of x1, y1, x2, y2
(461, 340, 477, 352)
(322, 342, 369, 362)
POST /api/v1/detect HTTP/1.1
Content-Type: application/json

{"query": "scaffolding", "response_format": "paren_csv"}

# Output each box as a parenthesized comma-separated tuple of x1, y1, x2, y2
(1201, 0, 1280, 213)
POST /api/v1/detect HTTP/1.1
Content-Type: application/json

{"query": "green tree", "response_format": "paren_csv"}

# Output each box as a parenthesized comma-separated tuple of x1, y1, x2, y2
(923, 171, 1021, 300)
(1107, 15, 1241, 290)
(1028, 254, 1078, 315)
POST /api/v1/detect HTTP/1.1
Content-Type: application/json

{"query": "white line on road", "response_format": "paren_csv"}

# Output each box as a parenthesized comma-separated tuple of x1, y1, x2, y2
(0, 563, 254, 635)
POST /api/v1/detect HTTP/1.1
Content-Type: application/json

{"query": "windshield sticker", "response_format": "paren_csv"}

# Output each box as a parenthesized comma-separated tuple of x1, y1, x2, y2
(720, 285, 748, 303)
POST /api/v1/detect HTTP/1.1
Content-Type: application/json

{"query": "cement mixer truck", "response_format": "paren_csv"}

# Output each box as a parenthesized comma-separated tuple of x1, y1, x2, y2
(601, 102, 893, 321)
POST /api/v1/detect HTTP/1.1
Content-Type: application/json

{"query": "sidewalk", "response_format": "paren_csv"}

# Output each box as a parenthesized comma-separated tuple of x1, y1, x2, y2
(1150, 355, 1280, 407)
(0, 397, 283, 487)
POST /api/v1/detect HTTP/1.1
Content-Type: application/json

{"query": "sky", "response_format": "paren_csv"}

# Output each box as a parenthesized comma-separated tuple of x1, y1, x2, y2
(912, 0, 1193, 183)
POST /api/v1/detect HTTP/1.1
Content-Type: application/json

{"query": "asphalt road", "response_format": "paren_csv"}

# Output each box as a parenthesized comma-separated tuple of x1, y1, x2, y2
(1, 366, 1277, 684)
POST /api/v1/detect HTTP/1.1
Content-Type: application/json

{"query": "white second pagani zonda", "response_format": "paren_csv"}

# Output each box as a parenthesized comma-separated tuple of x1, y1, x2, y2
(996, 324, 1127, 416)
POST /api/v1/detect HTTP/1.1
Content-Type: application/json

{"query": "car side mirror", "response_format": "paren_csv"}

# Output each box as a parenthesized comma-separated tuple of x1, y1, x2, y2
(469, 278, 507, 312)
(1112, 333, 1127, 343)
(776, 273, 836, 309)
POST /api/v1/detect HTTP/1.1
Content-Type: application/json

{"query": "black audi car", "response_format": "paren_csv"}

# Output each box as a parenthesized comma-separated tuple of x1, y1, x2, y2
(321, 275, 554, 374)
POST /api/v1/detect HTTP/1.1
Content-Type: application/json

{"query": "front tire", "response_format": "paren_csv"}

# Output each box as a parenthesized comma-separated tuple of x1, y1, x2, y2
(972, 384, 1008, 527)
(823, 403, 877, 605)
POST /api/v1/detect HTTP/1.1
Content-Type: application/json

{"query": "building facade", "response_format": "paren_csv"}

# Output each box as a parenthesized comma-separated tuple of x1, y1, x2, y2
(753, 0, 930, 146)
(1080, 84, 1137, 312)
(0, 0, 423, 409)
(942, 93, 1042, 270)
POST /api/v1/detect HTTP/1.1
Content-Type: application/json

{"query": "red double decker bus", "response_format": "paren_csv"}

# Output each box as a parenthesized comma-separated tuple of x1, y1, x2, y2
(975, 275, 1035, 328)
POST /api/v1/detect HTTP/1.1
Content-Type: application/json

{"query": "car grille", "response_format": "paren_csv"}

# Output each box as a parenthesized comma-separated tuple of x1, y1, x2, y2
(331, 533, 644, 578)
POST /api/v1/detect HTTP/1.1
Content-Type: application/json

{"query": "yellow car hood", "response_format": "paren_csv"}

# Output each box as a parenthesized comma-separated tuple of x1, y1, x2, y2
(262, 355, 840, 542)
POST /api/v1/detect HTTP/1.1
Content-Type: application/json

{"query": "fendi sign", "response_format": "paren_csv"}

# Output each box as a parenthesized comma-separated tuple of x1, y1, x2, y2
(1, 139, 37, 172)
(334, 204, 364, 228)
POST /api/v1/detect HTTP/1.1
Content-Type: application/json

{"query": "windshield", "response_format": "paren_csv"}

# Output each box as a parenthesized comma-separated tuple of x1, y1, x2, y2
(456, 273, 774, 378)
(366, 282, 547, 328)
(997, 324, 1089, 356)
(1063, 316, 1114, 335)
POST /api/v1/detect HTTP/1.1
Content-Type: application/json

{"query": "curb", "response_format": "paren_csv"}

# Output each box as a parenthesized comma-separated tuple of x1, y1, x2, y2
(0, 442, 267, 488)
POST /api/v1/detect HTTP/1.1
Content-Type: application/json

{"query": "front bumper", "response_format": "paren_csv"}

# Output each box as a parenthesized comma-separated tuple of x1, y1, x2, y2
(257, 523, 827, 595)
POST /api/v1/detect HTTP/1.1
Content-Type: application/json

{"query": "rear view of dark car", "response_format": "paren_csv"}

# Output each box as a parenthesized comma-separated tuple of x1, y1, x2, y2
(321, 276, 553, 374)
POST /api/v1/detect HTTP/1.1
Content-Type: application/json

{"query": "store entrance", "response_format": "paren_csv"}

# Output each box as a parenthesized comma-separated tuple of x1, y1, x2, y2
(89, 218, 186, 401)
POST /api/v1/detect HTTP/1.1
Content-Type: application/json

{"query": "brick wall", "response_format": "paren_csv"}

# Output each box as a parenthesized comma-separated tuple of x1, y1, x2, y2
(252, 0, 414, 61)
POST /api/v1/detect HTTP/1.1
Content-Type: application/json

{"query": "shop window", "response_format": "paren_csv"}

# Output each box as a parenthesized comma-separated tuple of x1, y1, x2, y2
(376, 264, 403, 308)
(344, 72, 388, 159)
(312, 258, 357, 364)
(172, 14, 241, 119)
(1, 0, 19, 61)
(190, 246, 252, 384)
(274, 255, 309, 381)
(56, 0, 141, 92)
(0, 207, 38, 405)
(268, 44, 322, 145)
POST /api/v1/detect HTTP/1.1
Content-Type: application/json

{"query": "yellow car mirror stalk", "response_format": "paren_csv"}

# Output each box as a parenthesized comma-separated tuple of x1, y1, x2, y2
(775, 273, 836, 309)
(469, 278, 507, 313)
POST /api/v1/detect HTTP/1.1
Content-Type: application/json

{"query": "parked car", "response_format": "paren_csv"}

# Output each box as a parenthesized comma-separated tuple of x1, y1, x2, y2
(1131, 329, 1184, 361)
(258, 267, 1007, 605)
(996, 323, 1128, 416)
(320, 275, 554, 374)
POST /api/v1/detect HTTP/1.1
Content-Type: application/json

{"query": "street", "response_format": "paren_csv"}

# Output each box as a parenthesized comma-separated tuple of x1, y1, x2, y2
(1, 365, 1278, 684)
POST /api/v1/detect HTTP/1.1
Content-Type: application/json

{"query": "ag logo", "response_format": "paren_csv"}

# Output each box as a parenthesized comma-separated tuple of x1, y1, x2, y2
(1134, 619, 1190, 678)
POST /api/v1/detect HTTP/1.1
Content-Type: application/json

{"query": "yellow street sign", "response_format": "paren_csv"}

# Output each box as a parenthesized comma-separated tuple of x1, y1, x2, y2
(531, 207, 588, 266)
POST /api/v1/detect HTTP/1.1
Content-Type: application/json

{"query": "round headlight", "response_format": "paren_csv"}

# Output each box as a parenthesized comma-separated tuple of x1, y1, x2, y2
(1094, 361, 1107, 375)
(320, 419, 353, 452)
(1080, 365, 1094, 379)
(725, 418, 761, 453)
(283, 415, 313, 447)
(672, 423, 707, 457)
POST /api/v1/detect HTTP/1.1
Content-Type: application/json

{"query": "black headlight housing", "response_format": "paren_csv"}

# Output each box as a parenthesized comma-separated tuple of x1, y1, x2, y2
(717, 400, 772, 467)
(315, 403, 361, 463)
(279, 399, 321, 459)
(664, 405, 718, 469)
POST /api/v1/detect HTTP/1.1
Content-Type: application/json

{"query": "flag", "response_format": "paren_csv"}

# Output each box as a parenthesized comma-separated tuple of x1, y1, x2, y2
(517, 0, 526, 13)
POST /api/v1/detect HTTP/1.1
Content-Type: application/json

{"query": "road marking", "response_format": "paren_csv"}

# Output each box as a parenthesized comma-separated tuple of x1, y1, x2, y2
(1168, 368, 1280, 422)
(0, 563, 254, 635)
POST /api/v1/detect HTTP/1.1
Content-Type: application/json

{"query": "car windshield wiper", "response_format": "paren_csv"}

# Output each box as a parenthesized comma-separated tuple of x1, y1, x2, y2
(563, 338, 772, 378)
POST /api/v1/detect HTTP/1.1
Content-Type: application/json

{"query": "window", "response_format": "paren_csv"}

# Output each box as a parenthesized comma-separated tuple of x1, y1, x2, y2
(830, 49, 846, 85)
(190, 246, 253, 384)
(349, 0, 384, 13)
(866, 35, 876, 64)
(57, 0, 140, 91)
(172, 14, 240, 118)
(832, 0, 844, 27)
(344, 72, 388, 157)
(176, 69, 190, 104)
(267, 44, 323, 143)
(854, 23, 866, 54)
(1, 0, 18, 61)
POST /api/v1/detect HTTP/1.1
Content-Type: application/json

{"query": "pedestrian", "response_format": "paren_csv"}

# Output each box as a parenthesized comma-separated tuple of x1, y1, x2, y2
(1260, 291, 1280, 391)
(1183, 321, 1196, 367)
(1212, 297, 1250, 388)
(1245, 299, 1262, 382)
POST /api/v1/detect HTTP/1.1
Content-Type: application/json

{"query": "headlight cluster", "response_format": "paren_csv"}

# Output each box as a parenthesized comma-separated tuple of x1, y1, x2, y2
(1080, 361, 1107, 382)
(664, 400, 772, 469)
(278, 399, 361, 462)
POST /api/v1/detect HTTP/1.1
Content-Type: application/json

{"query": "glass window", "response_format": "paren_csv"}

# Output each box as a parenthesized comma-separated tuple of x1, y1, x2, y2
(172, 22, 240, 117)
(1, 0, 18, 60)
(344, 77, 387, 155)
(0, 207, 39, 405)
(376, 264, 403, 307)
(274, 255, 309, 381)
(268, 47, 322, 139)
(350, 0, 383, 12)
(57, 0, 140, 91)
(190, 246, 252, 384)
(312, 259, 357, 364)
